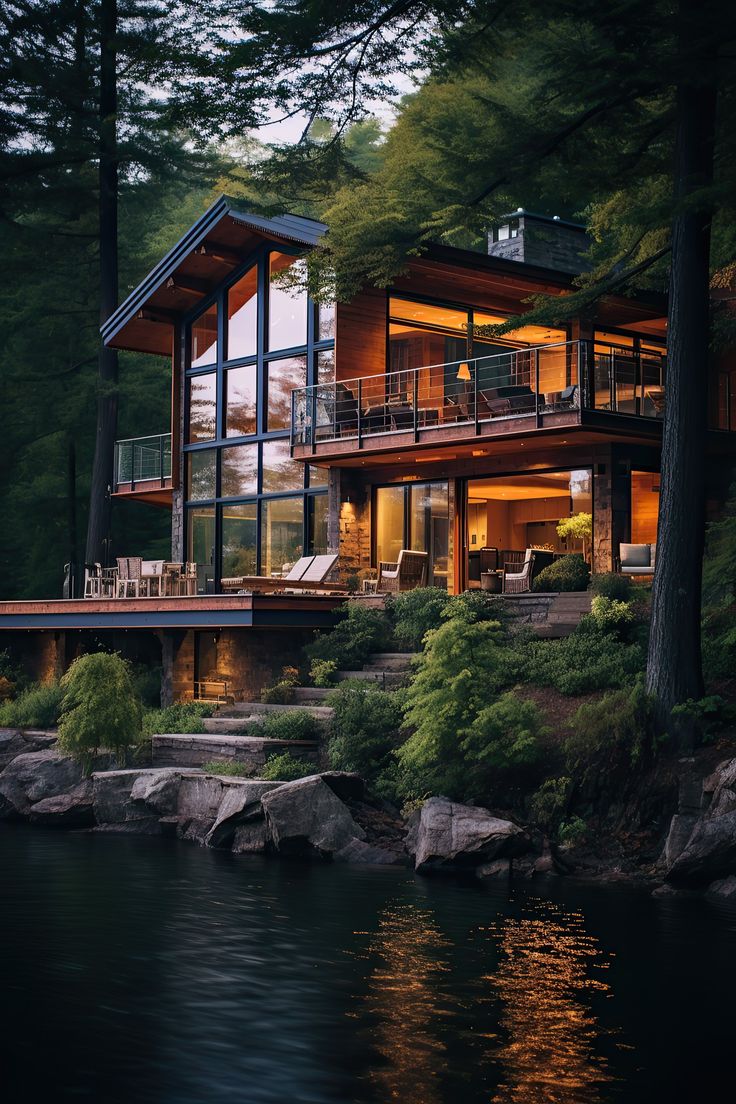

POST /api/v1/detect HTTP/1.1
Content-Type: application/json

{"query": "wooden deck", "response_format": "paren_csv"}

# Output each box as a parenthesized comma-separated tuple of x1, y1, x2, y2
(0, 593, 346, 631)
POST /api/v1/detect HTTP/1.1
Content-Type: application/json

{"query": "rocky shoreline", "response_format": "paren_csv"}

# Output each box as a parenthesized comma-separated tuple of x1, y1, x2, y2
(3, 726, 736, 898)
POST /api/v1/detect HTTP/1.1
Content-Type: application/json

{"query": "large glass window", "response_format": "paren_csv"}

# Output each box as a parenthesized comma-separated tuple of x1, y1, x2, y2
(317, 301, 335, 341)
(187, 506, 215, 593)
(221, 444, 258, 498)
(187, 373, 217, 442)
(221, 502, 257, 578)
(375, 485, 406, 566)
(227, 267, 258, 361)
(309, 464, 328, 487)
(191, 304, 218, 368)
(225, 364, 257, 437)
(317, 348, 335, 384)
(261, 438, 304, 493)
(186, 449, 216, 500)
(375, 481, 450, 588)
(267, 354, 307, 430)
(268, 254, 308, 351)
(631, 471, 660, 545)
(308, 495, 328, 554)
(261, 496, 304, 576)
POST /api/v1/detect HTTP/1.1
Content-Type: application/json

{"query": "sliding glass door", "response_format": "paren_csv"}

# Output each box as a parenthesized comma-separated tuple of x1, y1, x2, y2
(375, 481, 451, 588)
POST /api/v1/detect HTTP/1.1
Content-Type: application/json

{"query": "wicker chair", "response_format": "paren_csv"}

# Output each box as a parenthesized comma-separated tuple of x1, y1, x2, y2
(503, 549, 535, 594)
(377, 550, 428, 594)
(116, 556, 143, 598)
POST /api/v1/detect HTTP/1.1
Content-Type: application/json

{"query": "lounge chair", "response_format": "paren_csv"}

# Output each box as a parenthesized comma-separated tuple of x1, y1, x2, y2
(221, 553, 343, 593)
(619, 543, 656, 576)
(377, 549, 428, 593)
(503, 549, 535, 594)
(220, 555, 316, 591)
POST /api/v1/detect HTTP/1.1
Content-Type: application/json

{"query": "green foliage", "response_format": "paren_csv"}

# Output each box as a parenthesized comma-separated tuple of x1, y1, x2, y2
(260, 666, 301, 704)
(131, 664, 163, 708)
(202, 761, 249, 776)
(584, 595, 636, 635)
(670, 696, 728, 745)
(389, 587, 451, 649)
(57, 653, 142, 770)
(563, 680, 655, 792)
(702, 489, 736, 607)
(306, 602, 389, 670)
(528, 776, 572, 834)
(556, 512, 592, 560)
(533, 554, 590, 593)
(459, 691, 546, 796)
(310, 659, 338, 688)
(0, 681, 63, 728)
(261, 752, 314, 782)
(591, 573, 634, 602)
(518, 631, 644, 695)
(0, 649, 26, 694)
(326, 681, 404, 780)
(397, 618, 516, 799)
(702, 608, 736, 681)
(143, 701, 214, 736)
(261, 710, 322, 742)
(441, 590, 509, 626)
(559, 816, 589, 847)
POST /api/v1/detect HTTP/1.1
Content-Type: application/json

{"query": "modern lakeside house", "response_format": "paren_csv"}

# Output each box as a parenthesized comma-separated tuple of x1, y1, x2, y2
(2, 196, 735, 699)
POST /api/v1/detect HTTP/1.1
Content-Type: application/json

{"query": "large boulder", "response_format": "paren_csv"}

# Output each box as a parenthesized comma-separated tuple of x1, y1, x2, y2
(666, 758, 736, 885)
(129, 770, 181, 815)
(705, 875, 736, 904)
(411, 797, 531, 873)
(92, 769, 164, 832)
(205, 781, 281, 849)
(28, 781, 94, 828)
(0, 750, 85, 818)
(333, 837, 404, 865)
(261, 775, 366, 857)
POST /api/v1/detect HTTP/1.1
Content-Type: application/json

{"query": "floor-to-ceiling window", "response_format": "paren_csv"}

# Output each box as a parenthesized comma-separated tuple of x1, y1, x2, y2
(630, 471, 660, 545)
(374, 480, 451, 588)
(184, 248, 332, 590)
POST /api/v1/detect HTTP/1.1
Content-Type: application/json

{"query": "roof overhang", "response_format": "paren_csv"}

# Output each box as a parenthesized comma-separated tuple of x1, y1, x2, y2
(102, 196, 327, 356)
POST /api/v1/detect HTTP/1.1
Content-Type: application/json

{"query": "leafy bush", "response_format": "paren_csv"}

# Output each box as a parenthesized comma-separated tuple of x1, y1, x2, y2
(563, 680, 655, 793)
(261, 752, 314, 781)
(326, 680, 404, 780)
(533, 554, 590, 592)
(310, 659, 338, 688)
(202, 760, 249, 776)
(518, 631, 644, 695)
(0, 649, 26, 697)
(591, 572, 634, 602)
(441, 590, 509, 626)
(57, 653, 142, 770)
(584, 595, 636, 635)
(306, 602, 389, 671)
(389, 587, 450, 649)
(528, 776, 572, 834)
(702, 607, 736, 681)
(261, 665, 300, 704)
(397, 618, 517, 799)
(143, 701, 214, 735)
(0, 681, 63, 728)
(556, 512, 593, 561)
(702, 488, 736, 607)
(130, 664, 163, 708)
(459, 691, 546, 797)
(261, 709, 322, 742)
(670, 696, 728, 746)
(559, 816, 589, 847)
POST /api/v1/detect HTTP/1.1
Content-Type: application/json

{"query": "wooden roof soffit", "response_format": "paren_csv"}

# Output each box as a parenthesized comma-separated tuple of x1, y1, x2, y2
(165, 274, 212, 296)
(194, 242, 243, 266)
(136, 307, 177, 325)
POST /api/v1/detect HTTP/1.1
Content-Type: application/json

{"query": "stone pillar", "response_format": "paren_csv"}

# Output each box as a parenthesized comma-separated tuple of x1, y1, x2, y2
(592, 451, 613, 574)
(159, 631, 175, 707)
(336, 470, 372, 580)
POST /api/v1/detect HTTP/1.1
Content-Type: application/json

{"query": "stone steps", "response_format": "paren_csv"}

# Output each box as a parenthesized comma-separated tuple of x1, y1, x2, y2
(152, 732, 318, 770)
(362, 653, 416, 672)
(293, 687, 332, 703)
(334, 669, 406, 686)
(218, 701, 332, 719)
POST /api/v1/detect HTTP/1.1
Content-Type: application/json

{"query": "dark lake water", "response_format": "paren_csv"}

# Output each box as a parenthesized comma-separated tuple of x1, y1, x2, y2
(1, 826, 734, 1103)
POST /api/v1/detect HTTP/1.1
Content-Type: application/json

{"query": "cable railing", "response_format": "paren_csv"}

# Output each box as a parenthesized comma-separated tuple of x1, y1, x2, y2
(290, 340, 665, 450)
(114, 433, 172, 490)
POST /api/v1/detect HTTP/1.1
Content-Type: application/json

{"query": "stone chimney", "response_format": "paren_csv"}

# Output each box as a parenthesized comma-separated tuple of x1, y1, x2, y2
(488, 209, 591, 274)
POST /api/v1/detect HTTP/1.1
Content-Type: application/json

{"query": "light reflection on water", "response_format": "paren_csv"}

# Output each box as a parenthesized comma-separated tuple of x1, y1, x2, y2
(484, 901, 614, 1103)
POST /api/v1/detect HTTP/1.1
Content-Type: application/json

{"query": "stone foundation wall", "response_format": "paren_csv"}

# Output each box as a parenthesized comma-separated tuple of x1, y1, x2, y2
(169, 628, 317, 702)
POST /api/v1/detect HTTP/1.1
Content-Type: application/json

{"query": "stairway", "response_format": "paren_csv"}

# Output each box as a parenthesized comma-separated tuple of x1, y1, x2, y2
(534, 592, 592, 638)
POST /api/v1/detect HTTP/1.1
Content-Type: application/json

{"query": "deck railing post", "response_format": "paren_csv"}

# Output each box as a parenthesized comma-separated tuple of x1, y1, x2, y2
(535, 348, 541, 427)
(473, 358, 479, 435)
(130, 440, 136, 492)
(310, 385, 317, 455)
(358, 377, 363, 448)
(413, 370, 419, 441)
(159, 434, 165, 488)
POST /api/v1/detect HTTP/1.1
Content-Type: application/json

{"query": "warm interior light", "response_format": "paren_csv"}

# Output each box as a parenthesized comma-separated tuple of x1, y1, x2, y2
(456, 362, 471, 381)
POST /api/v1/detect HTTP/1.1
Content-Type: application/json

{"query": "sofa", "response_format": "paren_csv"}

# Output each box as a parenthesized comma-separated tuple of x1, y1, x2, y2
(619, 543, 657, 576)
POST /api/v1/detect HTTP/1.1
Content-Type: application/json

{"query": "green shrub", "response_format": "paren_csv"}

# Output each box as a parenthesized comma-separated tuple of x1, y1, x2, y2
(459, 691, 546, 797)
(389, 587, 450, 649)
(57, 653, 142, 771)
(0, 649, 26, 697)
(583, 595, 636, 635)
(143, 701, 214, 736)
(306, 602, 389, 671)
(397, 618, 517, 799)
(261, 709, 322, 742)
(202, 760, 249, 776)
(528, 776, 572, 834)
(261, 752, 314, 781)
(441, 590, 509, 626)
(260, 665, 300, 704)
(131, 664, 163, 708)
(702, 488, 736, 607)
(591, 572, 634, 602)
(702, 606, 736, 681)
(326, 681, 404, 780)
(518, 631, 644, 695)
(0, 681, 63, 728)
(559, 816, 589, 847)
(310, 658, 338, 688)
(563, 680, 655, 792)
(533, 554, 590, 592)
(670, 695, 728, 746)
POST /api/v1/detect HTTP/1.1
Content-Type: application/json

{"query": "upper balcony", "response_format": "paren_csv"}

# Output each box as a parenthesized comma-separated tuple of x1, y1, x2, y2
(112, 433, 173, 505)
(290, 340, 666, 461)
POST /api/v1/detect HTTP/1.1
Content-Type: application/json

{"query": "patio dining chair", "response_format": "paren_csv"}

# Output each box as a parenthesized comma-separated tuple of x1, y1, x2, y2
(116, 556, 143, 598)
(377, 549, 428, 594)
(83, 563, 103, 599)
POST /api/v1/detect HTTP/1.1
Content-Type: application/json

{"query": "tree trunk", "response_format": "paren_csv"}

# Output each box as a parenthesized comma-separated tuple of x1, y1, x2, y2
(85, 0, 118, 566)
(646, 1, 718, 729)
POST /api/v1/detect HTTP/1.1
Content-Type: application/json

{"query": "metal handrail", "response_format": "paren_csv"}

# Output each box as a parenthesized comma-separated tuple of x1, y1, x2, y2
(114, 433, 172, 490)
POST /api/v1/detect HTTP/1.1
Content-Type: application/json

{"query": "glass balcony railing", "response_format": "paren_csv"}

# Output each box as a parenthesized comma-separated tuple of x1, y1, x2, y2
(290, 340, 665, 450)
(114, 434, 172, 490)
